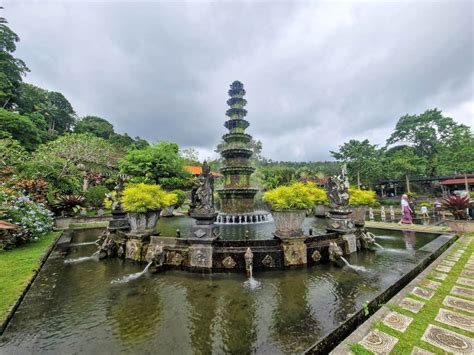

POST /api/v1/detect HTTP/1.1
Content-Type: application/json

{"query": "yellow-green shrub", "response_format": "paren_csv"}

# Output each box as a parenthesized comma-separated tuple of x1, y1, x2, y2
(121, 183, 176, 212)
(349, 188, 377, 206)
(264, 182, 324, 210)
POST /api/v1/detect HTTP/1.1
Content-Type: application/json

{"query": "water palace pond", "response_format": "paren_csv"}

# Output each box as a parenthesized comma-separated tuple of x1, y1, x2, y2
(0, 217, 452, 354)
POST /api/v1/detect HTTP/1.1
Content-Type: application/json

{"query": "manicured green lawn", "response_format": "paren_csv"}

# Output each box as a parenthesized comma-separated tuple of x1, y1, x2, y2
(0, 231, 61, 324)
(68, 221, 108, 229)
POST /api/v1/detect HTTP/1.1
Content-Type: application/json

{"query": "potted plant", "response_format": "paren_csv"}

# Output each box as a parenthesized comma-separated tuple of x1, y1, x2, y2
(312, 186, 328, 217)
(121, 183, 177, 234)
(441, 195, 474, 232)
(348, 188, 377, 225)
(161, 189, 186, 217)
(263, 182, 317, 238)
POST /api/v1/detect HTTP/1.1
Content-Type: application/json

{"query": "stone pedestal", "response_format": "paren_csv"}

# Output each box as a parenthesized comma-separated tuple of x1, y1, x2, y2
(326, 209, 356, 234)
(188, 239, 214, 269)
(342, 234, 357, 254)
(278, 237, 307, 267)
(109, 208, 130, 231)
(125, 238, 144, 262)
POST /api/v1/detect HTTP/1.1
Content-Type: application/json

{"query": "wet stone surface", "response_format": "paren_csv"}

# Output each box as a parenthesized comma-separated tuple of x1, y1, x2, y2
(382, 311, 413, 332)
(359, 329, 398, 354)
(443, 295, 474, 314)
(421, 324, 474, 354)
(435, 308, 474, 333)
(399, 297, 425, 314)
(411, 287, 435, 300)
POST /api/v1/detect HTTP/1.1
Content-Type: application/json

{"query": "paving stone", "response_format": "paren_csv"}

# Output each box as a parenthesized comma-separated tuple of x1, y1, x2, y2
(399, 297, 425, 313)
(420, 279, 441, 290)
(435, 265, 452, 273)
(465, 264, 474, 271)
(461, 270, 474, 278)
(410, 346, 434, 355)
(359, 329, 398, 354)
(412, 287, 435, 300)
(430, 272, 447, 281)
(435, 308, 474, 332)
(441, 260, 455, 266)
(382, 311, 413, 332)
(451, 285, 474, 299)
(421, 324, 474, 354)
(443, 295, 474, 314)
(457, 277, 474, 288)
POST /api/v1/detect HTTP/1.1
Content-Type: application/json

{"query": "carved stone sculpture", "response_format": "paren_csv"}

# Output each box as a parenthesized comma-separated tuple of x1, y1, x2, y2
(326, 165, 350, 210)
(328, 242, 343, 263)
(190, 161, 214, 214)
(244, 247, 253, 277)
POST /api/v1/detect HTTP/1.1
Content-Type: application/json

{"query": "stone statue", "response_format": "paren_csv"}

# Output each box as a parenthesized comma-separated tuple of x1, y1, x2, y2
(326, 165, 350, 209)
(190, 161, 214, 214)
(113, 174, 126, 211)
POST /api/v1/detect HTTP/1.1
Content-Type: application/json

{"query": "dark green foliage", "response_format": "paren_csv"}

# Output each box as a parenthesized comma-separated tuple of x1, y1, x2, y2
(119, 141, 192, 189)
(0, 109, 43, 150)
(0, 11, 29, 108)
(387, 109, 469, 176)
(171, 189, 187, 208)
(85, 186, 110, 208)
(75, 116, 115, 139)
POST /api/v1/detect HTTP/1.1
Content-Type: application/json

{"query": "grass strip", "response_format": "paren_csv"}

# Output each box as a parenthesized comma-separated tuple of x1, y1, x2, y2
(68, 221, 109, 229)
(369, 234, 473, 354)
(0, 231, 61, 325)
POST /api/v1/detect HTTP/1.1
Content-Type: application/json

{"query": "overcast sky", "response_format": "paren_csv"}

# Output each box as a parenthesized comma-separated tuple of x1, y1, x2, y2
(4, 0, 473, 161)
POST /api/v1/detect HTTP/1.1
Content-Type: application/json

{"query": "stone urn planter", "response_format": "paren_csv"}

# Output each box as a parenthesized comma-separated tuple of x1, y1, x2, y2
(314, 204, 328, 217)
(350, 206, 367, 225)
(271, 210, 306, 238)
(127, 210, 161, 234)
(161, 206, 175, 217)
(446, 220, 474, 233)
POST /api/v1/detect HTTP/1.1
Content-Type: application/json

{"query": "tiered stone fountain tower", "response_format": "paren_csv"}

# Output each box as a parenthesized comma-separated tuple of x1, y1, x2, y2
(217, 81, 270, 224)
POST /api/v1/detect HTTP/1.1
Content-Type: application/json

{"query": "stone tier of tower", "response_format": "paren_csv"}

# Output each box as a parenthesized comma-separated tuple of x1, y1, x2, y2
(217, 81, 258, 214)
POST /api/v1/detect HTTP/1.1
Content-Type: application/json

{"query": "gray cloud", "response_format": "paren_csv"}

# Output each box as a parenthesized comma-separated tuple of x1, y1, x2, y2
(5, 0, 473, 161)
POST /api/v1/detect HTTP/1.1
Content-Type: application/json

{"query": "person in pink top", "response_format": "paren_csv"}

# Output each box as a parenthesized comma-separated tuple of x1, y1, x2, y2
(398, 194, 413, 224)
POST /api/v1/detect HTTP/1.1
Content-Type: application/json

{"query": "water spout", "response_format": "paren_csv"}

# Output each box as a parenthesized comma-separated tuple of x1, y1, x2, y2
(373, 242, 384, 250)
(340, 256, 367, 272)
(243, 247, 261, 289)
(64, 250, 99, 264)
(111, 261, 153, 284)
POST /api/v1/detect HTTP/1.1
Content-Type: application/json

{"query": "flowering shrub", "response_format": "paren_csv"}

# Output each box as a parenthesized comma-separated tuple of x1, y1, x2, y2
(121, 183, 177, 212)
(348, 188, 377, 206)
(264, 182, 321, 210)
(0, 190, 54, 249)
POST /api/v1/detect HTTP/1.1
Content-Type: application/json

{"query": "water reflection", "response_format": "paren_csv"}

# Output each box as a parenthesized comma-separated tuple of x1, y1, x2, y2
(0, 227, 441, 354)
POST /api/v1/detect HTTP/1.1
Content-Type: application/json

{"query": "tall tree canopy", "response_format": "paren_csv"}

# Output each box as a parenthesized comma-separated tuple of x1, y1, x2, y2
(0, 8, 29, 108)
(384, 146, 427, 193)
(0, 108, 44, 150)
(330, 139, 382, 188)
(75, 116, 115, 139)
(119, 141, 192, 189)
(386, 109, 468, 176)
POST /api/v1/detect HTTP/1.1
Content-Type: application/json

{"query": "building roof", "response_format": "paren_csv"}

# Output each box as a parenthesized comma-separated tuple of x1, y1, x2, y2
(0, 220, 18, 230)
(184, 165, 222, 177)
(441, 178, 474, 185)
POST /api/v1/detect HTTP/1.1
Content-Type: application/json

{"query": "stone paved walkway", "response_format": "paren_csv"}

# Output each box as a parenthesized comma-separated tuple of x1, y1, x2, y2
(332, 234, 474, 355)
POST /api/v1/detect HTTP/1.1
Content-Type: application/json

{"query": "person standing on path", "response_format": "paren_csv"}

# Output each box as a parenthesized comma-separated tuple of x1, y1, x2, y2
(399, 194, 413, 224)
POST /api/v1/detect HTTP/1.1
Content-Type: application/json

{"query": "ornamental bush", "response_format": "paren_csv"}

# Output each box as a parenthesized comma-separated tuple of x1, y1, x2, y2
(121, 183, 177, 212)
(263, 182, 321, 210)
(171, 189, 187, 208)
(85, 186, 110, 208)
(348, 188, 377, 206)
(0, 190, 54, 249)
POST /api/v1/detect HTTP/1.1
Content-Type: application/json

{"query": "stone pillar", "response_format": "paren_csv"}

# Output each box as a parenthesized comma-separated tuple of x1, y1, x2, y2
(326, 208, 357, 256)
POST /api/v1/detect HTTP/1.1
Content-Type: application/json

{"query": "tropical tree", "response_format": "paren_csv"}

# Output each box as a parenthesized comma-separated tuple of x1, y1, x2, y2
(27, 133, 121, 192)
(119, 141, 192, 189)
(0, 108, 43, 150)
(0, 9, 29, 108)
(386, 109, 468, 176)
(385, 146, 426, 193)
(75, 115, 115, 139)
(330, 139, 382, 188)
(437, 126, 474, 176)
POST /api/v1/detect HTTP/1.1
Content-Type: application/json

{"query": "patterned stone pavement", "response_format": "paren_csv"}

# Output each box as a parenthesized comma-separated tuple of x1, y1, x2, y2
(356, 236, 474, 354)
